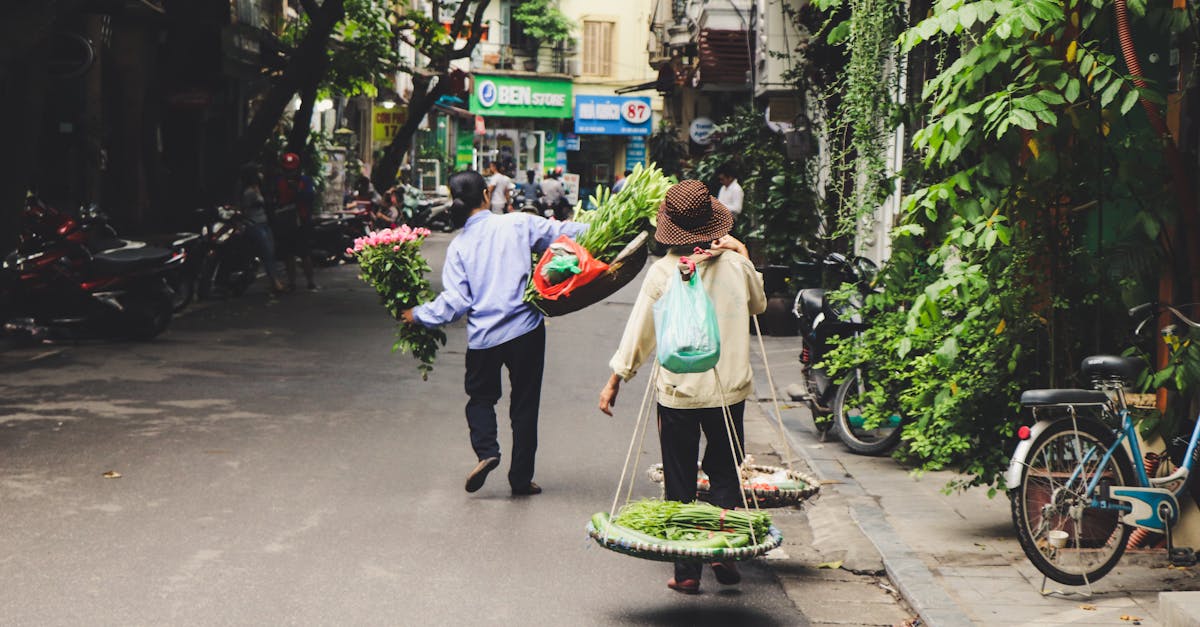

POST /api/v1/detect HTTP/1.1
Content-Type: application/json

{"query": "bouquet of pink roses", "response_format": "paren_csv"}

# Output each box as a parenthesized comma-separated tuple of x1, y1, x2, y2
(349, 226, 446, 379)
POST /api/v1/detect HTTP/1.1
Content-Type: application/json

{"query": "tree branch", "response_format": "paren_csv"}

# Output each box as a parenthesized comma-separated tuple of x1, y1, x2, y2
(448, 0, 489, 60)
(447, 0, 472, 39)
(298, 0, 320, 16)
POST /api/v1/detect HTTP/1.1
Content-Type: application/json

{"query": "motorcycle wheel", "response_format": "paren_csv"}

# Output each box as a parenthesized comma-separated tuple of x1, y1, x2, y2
(171, 276, 195, 313)
(229, 257, 260, 297)
(830, 371, 904, 455)
(197, 255, 219, 300)
(121, 290, 173, 340)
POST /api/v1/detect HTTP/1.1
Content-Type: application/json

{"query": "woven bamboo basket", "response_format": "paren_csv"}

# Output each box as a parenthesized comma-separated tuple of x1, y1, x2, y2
(532, 231, 650, 318)
(647, 463, 821, 508)
(586, 516, 783, 563)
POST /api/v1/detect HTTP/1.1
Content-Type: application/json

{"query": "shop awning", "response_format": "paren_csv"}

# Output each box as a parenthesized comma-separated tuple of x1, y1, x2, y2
(433, 102, 475, 120)
(615, 80, 658, 95)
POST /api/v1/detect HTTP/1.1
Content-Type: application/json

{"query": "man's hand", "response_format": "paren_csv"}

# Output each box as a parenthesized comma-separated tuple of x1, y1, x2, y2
(401, 308, 416, 325)
(711, 235, 749, 258)
(598, 374, 622, 416)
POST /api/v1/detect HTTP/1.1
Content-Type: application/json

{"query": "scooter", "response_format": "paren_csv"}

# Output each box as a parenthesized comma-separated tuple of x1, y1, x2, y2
(195, 204, 261, 299)
(786, 253, 902, 454)
(67, 203, 202, 313)
(398, 184, 454, 232)
(4, 201, 175, 340)
(310, 205, 372, 266)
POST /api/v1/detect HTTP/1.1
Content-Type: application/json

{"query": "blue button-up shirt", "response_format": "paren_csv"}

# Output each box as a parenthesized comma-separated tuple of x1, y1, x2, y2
(413, 211, 588, 350)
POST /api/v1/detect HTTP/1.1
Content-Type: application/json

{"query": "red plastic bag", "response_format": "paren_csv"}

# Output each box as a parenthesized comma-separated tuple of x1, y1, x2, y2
(532, 235, 609, 300)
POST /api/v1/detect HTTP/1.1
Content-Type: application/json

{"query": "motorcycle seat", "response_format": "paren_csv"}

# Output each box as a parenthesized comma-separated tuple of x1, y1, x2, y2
(797, 288, 826, 319)
(91, 246, 173, 275)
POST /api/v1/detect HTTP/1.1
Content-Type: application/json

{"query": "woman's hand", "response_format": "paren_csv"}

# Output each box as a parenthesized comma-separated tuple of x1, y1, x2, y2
(711, 235, 749, 258)
(401, 308, 416, 325)
(598, 374, 622, 416)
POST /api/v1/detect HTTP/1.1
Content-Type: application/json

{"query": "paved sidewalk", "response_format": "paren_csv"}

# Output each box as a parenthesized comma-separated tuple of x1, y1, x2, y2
(749, 334, 1200, 626)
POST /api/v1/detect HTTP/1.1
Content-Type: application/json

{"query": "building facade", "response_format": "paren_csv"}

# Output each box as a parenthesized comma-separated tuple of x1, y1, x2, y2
(450, 0, 664, 202)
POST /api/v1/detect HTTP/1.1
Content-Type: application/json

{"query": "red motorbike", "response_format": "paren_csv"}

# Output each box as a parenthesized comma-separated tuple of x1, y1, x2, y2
(2, 197, 176, 341)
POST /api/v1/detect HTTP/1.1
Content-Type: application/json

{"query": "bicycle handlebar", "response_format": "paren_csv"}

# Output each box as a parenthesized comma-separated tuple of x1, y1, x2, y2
(1130, 302, 1200, 334)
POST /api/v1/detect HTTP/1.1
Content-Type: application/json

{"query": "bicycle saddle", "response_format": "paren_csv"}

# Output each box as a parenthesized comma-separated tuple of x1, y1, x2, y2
(1020, 389, 1110, 407)
(1081, 355, 1145, 384)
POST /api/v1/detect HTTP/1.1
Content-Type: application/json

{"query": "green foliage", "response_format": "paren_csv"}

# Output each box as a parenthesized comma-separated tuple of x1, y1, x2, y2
(512, 0, 575, 47)
(283, 0, 401, 98)
(821, 0, 1186, 491)
(648, 123, 688, 179)
(806, 0, 904, 237)
(690, 106, 832, 266)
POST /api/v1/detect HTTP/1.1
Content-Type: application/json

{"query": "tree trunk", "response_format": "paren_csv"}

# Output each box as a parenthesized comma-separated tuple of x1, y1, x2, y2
(288, 80, 319, 155)
(371, 75, 450, 193)
(234, 0, 344, 167)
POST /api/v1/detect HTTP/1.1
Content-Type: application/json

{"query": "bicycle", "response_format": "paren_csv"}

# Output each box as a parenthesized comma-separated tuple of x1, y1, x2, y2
(1007, 302, 1200, 587)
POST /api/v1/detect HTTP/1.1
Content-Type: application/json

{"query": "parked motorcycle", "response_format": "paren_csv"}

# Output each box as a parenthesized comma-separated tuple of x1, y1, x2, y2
(397, 184, 454, 232)
(310, 205, 372, 266)
(68, 203, 202, 313)
(786, 253, 903, 455)
(4, 200, 175, 340)
(195, 204, 261, 299)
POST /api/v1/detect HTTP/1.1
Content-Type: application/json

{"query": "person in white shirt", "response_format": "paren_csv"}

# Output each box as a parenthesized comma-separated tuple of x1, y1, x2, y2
(487, 164, 513, 214)
(717, 166, 744, 218)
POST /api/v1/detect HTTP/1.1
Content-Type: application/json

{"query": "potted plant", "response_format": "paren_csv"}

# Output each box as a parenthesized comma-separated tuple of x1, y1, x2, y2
(512, 0, 575, 72)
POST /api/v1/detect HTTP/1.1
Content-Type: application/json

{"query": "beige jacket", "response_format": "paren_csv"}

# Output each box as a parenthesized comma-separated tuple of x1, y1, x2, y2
(609, 250, 767, 409)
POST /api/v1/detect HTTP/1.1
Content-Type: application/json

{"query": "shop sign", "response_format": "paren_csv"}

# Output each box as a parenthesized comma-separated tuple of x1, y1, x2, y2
(689, 117, 716, 145)
(565, 134, 580, 151)
(574, 95, 653, 135)
(625, 137, 647, 168)
(469, 74, 573, 118)
(372, 106, 407, 144)
(562, 173, 580, 206)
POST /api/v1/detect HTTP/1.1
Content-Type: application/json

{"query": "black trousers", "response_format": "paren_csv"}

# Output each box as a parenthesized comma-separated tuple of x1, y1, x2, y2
(464, 323, 545, 489)
(658, 401, 746, 581)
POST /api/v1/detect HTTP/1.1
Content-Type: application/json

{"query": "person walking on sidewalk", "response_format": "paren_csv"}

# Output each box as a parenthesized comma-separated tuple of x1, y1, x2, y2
(401, 170, 587, 496)
(597, 179, 766, 594)
(239, 164, 287, 295)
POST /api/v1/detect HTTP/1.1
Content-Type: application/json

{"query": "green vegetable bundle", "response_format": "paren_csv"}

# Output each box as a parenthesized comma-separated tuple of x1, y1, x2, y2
(590, 512, 750, 549)
(566, 162, 672, 263)
(611, 499, 772, 542)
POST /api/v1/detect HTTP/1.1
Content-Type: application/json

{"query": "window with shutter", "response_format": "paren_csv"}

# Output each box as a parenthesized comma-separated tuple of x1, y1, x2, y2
(583, 20, 614, 76)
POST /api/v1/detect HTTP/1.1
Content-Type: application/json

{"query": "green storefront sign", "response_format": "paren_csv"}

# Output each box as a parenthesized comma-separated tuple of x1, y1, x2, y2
(469, 74, 573, 118)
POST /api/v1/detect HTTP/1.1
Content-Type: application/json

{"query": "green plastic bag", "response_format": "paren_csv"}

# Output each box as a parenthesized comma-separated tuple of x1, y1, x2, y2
(654, 271, 721, 374)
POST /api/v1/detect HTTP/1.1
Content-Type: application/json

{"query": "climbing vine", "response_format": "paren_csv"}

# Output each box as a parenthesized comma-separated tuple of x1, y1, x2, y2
(820, 0, 1192, 491)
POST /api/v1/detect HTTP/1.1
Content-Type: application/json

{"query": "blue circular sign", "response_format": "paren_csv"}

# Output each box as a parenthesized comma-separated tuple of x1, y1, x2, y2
(477, 80, 497, 108)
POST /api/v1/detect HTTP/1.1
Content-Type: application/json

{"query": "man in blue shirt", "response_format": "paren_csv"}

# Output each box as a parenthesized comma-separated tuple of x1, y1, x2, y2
(402, 170, 586, 496)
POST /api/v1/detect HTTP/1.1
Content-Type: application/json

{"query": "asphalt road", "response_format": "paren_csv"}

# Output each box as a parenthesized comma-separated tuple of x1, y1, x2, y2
(0, 232, 808, 626)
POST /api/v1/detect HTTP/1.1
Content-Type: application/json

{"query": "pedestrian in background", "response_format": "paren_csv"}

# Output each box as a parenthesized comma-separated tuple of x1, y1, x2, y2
(273, 152, 318, 291)
(717, 165, 744, 219)
(401, 170, 588, 497)
(239, 164, 287, 295)
(598, 179, 766, 595)
(612, 169, 632, 194)
(487, 163, 513, 214)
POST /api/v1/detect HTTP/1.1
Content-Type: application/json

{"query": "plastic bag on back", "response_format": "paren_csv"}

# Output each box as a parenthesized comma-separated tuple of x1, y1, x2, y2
(654, 270, 721, 374)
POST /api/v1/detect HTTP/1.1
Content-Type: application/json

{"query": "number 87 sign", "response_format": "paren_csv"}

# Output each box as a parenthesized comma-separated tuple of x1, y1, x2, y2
(621, 101, 651, 125)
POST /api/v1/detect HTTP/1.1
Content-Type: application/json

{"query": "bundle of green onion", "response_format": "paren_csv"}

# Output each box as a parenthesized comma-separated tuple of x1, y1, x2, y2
(611, 499, 772, 542)
(567, 162, 672, 263)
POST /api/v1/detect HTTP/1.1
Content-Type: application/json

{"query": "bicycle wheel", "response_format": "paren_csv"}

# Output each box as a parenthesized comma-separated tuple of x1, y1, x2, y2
(831, 372, 903, 455)
(1010, 417, 1134, 586)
